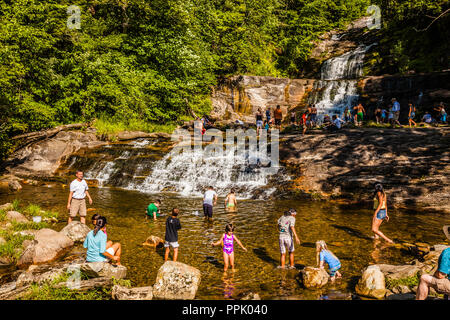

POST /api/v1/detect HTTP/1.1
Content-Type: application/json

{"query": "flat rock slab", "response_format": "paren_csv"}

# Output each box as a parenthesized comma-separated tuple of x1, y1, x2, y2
(375, 264, 421, 280)
(112, 285, 153, 300)
(80, 262, 127, 279)
(152, 261, 201, 300)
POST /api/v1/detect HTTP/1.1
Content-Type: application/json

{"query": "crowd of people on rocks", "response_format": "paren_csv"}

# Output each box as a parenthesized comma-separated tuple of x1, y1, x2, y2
(67, 170, 450, 300)
(251, 99, 447, 135)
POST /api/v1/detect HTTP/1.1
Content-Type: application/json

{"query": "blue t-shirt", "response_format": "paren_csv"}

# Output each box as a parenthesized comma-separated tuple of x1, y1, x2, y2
(437, 248, 450, 279)
(320, 250, 341, 269)
(392, 101, 400, 112)
(83, 230, 107, 262)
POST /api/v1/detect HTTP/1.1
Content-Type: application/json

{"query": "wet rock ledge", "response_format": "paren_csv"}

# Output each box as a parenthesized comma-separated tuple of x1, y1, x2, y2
(278, 127, 450, 213)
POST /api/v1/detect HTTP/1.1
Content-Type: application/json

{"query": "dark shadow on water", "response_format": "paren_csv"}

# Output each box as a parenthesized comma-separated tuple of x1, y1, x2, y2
(203, 255, 224, 270)
(155, 247, 165, 260)
(346, 275, 360, 292)
(331, 224, 373, 240)
(253, 247, 279, 266)
(338, 256, 353, 261)
(300, 242, 316, 248)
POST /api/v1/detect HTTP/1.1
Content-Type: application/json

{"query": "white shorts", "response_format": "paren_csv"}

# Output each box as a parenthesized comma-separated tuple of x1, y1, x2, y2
(101, 247, 116, 262)
(164, 241, 179, 248)
(279, 237, 294, 254)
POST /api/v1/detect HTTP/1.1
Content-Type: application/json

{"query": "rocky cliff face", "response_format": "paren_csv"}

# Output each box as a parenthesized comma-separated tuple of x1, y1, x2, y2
(211, 71, 450, 123)
(4, 130, 106, 178)
(211, 76, 315, 123)
(278, 127, 450, 213)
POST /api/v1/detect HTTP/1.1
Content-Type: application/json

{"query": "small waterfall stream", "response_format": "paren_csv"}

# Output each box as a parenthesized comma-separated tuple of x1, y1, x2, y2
(308, 44, 375, 120)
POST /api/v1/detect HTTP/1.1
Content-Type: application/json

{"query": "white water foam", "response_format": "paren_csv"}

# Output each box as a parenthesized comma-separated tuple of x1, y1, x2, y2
(309, 44, 375, 119)
(124, 146, 282, 199)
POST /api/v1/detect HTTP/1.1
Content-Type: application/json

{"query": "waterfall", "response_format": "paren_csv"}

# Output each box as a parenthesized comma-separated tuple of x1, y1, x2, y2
(308, 44, 375, 120)
(63, 137, 284, 199)
(124, 142, 282, 199)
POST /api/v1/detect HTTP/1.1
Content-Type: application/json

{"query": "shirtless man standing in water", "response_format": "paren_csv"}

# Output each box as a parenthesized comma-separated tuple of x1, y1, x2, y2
(224, 189, 237, 212)
(353, 103, 366, 126)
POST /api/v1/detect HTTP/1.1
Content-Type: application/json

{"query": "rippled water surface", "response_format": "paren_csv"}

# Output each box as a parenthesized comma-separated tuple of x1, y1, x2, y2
(1, 185, 448, 299)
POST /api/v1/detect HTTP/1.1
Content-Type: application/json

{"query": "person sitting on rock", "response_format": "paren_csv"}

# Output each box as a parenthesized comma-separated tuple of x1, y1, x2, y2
(91, 213, 112, 249)
(416, 226, 450, 300)
(84, 216, 121, 265)
(421, 112, 436, 125)
(316, 240, 342, 282)
(327, 115, 345, 132)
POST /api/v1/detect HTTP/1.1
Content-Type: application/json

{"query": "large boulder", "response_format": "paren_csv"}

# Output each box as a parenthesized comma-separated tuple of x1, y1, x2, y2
(17, 228, 74, 268)
(301, 267, 329, 289)
(152, 261, 201, 300)
(112, 285, 153, 300)
(80, 262, 127, 279)
(5, 211, 29, 223)
(355, 265, 386, 299)
(60, 221, 91, 242)
(142, 235, 164, 248)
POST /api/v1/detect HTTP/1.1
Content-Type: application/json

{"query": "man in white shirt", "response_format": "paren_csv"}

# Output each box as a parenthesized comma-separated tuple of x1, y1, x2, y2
(203, 186, 217, 220)
(67, 170, 93, 224)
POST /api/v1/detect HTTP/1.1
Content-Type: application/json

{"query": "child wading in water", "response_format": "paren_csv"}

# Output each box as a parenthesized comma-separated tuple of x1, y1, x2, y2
(224, 189, 237, 212)
(316, 240, 342, 282)
(164, 208, 182, 262)
(212, 224, 247, 272)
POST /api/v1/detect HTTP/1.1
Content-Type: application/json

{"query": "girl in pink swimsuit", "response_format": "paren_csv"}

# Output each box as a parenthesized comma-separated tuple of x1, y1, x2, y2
(212, 223, 247, 272)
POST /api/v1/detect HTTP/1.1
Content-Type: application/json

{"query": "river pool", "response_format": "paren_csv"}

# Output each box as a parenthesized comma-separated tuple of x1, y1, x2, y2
(1, 184, 448, 299)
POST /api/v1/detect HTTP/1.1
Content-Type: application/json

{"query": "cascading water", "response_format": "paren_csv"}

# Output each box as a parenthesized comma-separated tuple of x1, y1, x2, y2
(60, 136, 284, 199)
(308, 44, 375, 120)
(125, 145, 280, 199)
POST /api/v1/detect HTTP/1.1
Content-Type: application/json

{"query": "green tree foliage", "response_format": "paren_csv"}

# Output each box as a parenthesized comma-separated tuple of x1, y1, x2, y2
(372, 0, 450, 74)
(0, 0, 387, 161)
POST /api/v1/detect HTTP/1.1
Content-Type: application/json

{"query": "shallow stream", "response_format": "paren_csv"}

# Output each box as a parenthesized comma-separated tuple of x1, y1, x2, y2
(1, 185, 447, 299)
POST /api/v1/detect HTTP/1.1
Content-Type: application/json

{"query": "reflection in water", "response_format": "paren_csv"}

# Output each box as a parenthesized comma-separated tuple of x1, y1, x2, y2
(222, 272, 236, 299)
(370, 239, 392, 264)
(0, 185, 447, 299)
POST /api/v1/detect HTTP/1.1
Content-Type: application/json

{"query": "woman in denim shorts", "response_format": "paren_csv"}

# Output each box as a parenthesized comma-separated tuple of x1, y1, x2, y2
(372, 183, 394, 243)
